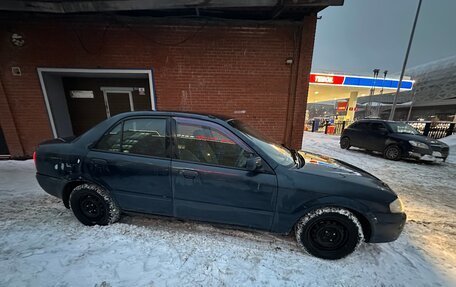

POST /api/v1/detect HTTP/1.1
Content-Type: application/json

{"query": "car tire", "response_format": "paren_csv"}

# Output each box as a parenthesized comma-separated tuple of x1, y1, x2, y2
(295, 207, 364, 260)
(340, 137, 350, 149)
(69, 183, 120, 226)
(383, 145, 401, 161)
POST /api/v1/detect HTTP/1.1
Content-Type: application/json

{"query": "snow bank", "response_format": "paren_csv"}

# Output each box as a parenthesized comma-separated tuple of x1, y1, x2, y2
(1, 143, 455, 286)
(438, 134, 456, 163)
(439, 134, 456, 147)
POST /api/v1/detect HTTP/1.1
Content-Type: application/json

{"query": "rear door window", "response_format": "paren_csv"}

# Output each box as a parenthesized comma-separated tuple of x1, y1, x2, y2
(122, 118, 167, 157)
(356, 122, 369, 130)
(370, 123, 388, 133)
(95, 118, 168, 158)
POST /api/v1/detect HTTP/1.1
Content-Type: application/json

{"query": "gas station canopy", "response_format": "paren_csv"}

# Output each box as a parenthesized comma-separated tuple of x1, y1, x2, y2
(308, 73, 414, 103)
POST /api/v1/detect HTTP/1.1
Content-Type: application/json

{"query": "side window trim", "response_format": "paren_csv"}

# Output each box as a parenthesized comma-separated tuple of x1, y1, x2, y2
(92, 116, 171, 160)
(119, 120, 125, 153)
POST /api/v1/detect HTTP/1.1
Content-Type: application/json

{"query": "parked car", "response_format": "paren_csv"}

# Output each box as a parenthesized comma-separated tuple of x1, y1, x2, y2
(35, 112, 406, 260)
(340, 119, 450, 162)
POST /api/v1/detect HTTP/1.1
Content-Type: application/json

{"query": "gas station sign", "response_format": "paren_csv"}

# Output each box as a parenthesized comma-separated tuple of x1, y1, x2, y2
(336, 101, 348, 112)
(310, 74, 345, 85)
(309, 73, 414, 90)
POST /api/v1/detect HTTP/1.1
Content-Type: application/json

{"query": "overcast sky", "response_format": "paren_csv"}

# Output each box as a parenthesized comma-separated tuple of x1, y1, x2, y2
(312, 0, 456, 76)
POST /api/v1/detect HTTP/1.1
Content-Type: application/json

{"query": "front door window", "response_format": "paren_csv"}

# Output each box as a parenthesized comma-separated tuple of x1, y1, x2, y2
(174, 117, 254, 169)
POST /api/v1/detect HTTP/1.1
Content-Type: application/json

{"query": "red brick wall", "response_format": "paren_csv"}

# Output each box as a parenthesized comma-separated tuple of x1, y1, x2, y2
(0, 15, 316, 156)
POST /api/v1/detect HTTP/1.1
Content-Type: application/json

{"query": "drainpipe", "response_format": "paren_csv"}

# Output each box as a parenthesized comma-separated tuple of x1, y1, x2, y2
(283, 23, 304, 147)
(0, 75, 25, 157)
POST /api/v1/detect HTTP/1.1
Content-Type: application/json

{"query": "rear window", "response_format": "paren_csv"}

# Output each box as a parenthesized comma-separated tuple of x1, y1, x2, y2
(96, 123, 122, 152)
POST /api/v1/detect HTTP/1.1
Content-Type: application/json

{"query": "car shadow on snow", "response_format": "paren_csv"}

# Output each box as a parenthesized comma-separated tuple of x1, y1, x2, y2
(117, 211, 409, 262)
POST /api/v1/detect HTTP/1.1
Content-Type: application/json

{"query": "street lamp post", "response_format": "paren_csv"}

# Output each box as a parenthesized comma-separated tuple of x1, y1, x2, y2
(376, 70, 388, 117)
(389, 0, 422, 121)
(380, 70, 388, 96)
(367, 68, 380, 118)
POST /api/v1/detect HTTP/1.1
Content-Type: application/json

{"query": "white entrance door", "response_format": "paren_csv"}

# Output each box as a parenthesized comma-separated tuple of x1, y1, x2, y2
(101, 87, 135, 118)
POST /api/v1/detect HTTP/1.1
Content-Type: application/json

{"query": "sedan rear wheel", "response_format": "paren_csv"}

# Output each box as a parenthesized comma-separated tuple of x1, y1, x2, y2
(69, 184, 120, 226)
(295, 207, 364, 260)
(384, 145, 401, 161)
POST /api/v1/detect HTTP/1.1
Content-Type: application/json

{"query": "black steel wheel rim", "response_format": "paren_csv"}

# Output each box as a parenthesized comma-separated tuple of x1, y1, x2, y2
(79, 194, 106, 219)
(307, 219, 349, 250)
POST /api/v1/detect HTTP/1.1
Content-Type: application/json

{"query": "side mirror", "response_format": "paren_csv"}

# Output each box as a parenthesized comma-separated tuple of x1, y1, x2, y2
(246, 157, 262, 172)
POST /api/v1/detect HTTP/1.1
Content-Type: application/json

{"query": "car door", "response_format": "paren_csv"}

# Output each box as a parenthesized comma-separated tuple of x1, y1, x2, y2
(171, 117, 278, 230)
(349, 122, 369, 148)
(84, 116, 173, 216)
(367, 122, 389, 151)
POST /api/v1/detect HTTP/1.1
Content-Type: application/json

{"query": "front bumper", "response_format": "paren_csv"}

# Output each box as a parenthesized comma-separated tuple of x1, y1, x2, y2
(407, 146, 448, 161)
(368, 212, 406, 243)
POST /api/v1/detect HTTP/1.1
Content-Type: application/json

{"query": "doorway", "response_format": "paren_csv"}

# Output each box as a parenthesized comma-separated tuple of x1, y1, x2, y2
(38, 68, 155, 138)
(0, 125, 10, 158)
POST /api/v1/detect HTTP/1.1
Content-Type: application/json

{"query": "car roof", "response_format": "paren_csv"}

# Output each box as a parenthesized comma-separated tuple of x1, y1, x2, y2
(355, 119, 396, 123)
(110, 111, 234, 122)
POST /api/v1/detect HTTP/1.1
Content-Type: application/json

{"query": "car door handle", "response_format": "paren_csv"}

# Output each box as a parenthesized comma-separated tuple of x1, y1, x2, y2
(91, 158, 108, 165)
(179, 169, 199, 179)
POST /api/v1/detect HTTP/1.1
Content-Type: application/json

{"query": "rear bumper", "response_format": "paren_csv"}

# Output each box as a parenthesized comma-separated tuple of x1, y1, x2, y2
(368, 212, 406, 243)
(36, 173, 66, 199)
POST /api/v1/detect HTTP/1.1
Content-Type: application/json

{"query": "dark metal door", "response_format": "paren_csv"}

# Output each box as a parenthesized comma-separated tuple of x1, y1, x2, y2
(0, 126, 9, 156)
(105, 92, 132, 117)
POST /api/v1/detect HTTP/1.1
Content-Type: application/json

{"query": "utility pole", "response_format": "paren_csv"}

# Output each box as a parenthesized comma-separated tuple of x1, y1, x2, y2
(406, 88, 416, 122)
(389, 0, 422, 121)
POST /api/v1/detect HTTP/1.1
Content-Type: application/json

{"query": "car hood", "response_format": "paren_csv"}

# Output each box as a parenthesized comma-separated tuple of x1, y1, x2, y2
(295, 151, 394, 195)
(389, 133, 448, 146)
(297, 151, 375, 178)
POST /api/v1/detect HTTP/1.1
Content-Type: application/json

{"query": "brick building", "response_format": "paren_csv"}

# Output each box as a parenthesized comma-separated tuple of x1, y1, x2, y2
(0, 0, 342, 158)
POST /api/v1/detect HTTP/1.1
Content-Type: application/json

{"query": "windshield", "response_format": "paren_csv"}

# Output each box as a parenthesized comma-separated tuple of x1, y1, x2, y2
(227, 119, 295, 167)
(387, 122, 421, 135)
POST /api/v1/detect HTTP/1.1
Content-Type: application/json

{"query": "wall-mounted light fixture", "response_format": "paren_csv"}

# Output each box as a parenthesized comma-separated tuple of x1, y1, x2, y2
(11, 33, 25, 47)
(11, 67, 22, 76)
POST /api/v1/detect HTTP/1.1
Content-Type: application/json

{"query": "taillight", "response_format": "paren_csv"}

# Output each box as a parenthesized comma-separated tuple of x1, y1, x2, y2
(33, 151, 37, 166)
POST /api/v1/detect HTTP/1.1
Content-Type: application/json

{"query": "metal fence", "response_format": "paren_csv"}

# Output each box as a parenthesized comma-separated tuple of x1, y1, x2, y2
(407, 121, 455, 139)
(306, 120, 455, 139)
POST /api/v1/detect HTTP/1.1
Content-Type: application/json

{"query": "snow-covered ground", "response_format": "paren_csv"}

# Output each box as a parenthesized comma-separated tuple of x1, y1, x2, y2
(0, 133, 455, 286)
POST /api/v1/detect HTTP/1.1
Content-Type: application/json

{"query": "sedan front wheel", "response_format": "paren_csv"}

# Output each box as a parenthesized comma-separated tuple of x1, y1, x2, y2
(295, 207, 364, 260)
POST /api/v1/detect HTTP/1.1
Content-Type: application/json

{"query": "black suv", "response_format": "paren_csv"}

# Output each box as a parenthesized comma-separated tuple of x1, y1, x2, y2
(340, 119, 450, 161)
